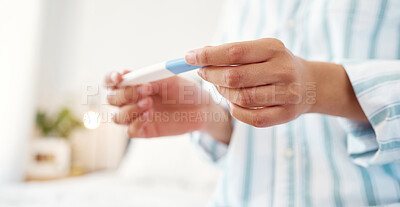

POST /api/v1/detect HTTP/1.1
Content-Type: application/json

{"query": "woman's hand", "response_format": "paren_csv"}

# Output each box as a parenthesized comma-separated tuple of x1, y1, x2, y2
(186, 38, 367, 127)
(105, 74, 232, 144)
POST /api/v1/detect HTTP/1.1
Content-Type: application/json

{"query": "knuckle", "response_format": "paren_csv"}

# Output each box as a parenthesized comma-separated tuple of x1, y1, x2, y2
(264, 38, 286, 55)
(287, 93, 301, 104)
(269, 38, 286, 50)
(279, 65, 296, 82)
(224, 69, 243, 87)
(228, 44, 246, 63)
(287, 85, 302, 104)
(284, 73, 296, 83)
(197, 48, 209, 65)
(236, 90, 252, 106)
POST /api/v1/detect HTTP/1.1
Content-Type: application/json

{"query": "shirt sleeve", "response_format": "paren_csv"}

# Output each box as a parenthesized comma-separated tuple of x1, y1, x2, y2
(190, 131, 228, 166)
(341, 60, 400, 167)
(190, 1, 233, 166)
(190, 79, 232, 166)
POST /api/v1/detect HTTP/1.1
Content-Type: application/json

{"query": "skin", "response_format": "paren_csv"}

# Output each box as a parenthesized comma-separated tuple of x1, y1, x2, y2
(105, 38, 367, 145)
(105, 72, 233, 144)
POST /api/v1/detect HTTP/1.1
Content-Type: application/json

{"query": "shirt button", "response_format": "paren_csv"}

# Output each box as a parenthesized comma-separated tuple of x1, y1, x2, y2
(283, 148, 294, 159)
(286, 19, 296, 28)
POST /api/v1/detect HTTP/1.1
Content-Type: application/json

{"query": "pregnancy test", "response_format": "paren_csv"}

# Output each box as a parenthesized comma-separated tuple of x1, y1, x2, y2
(120, 58, 203, 86)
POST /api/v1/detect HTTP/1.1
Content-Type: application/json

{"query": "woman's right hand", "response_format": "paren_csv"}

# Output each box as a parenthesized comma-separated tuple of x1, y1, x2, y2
(105, 71, 232, 144)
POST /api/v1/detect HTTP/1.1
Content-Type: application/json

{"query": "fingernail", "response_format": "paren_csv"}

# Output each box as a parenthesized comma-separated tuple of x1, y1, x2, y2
(185, 51, 196, 65)
(111, 72, 118, 83)
(137, 98, 149, 108)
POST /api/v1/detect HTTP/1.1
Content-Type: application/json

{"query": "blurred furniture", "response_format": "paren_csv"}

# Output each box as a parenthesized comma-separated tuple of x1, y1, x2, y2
(27, 108, 82, 180)
(26, 138, 71, 180)
(1, 135, 221, 207)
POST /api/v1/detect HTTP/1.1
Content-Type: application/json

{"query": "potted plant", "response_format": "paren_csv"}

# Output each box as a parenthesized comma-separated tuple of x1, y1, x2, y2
(26, 107, 82, 179)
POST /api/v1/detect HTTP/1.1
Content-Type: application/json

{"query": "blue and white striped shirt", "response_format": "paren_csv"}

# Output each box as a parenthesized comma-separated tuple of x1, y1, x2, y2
(192, 0, 400, 206)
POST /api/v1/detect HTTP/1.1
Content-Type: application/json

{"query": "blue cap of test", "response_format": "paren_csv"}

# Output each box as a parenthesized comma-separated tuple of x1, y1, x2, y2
(165, 58, 204, 74)
(120, 57, 204, 87)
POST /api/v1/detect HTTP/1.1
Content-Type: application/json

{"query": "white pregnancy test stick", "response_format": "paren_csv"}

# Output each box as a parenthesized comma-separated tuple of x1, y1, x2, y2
(120, 58, 203, 86)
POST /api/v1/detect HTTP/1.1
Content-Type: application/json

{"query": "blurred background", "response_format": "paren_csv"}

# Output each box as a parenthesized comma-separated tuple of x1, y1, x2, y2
(0, 0, 224, 206)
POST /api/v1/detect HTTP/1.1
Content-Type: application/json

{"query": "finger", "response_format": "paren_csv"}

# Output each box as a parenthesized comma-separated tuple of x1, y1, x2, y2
(185, 38, 285, 66)
(127, 109, 155, 138)
(113, 97, 153, 124)
(198, 61, 282, 88)
(105, 71, 124, 88)
(217, 85, 298, 107)
(227, 102, 296, 127)
(139, 120, 159, 138)
(107, 85, 139, 106)
(107, 83, 154, 106)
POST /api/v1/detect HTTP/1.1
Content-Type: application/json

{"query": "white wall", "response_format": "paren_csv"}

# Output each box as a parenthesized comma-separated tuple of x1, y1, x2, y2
(37, 0, 224, 106)
(0, 0, 224, 181)
(35, 0, 225, 171)
(0, 0, 44, 183)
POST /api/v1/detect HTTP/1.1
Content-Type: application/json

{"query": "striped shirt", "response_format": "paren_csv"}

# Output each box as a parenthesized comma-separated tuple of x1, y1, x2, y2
(191, 0, 400, 206)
